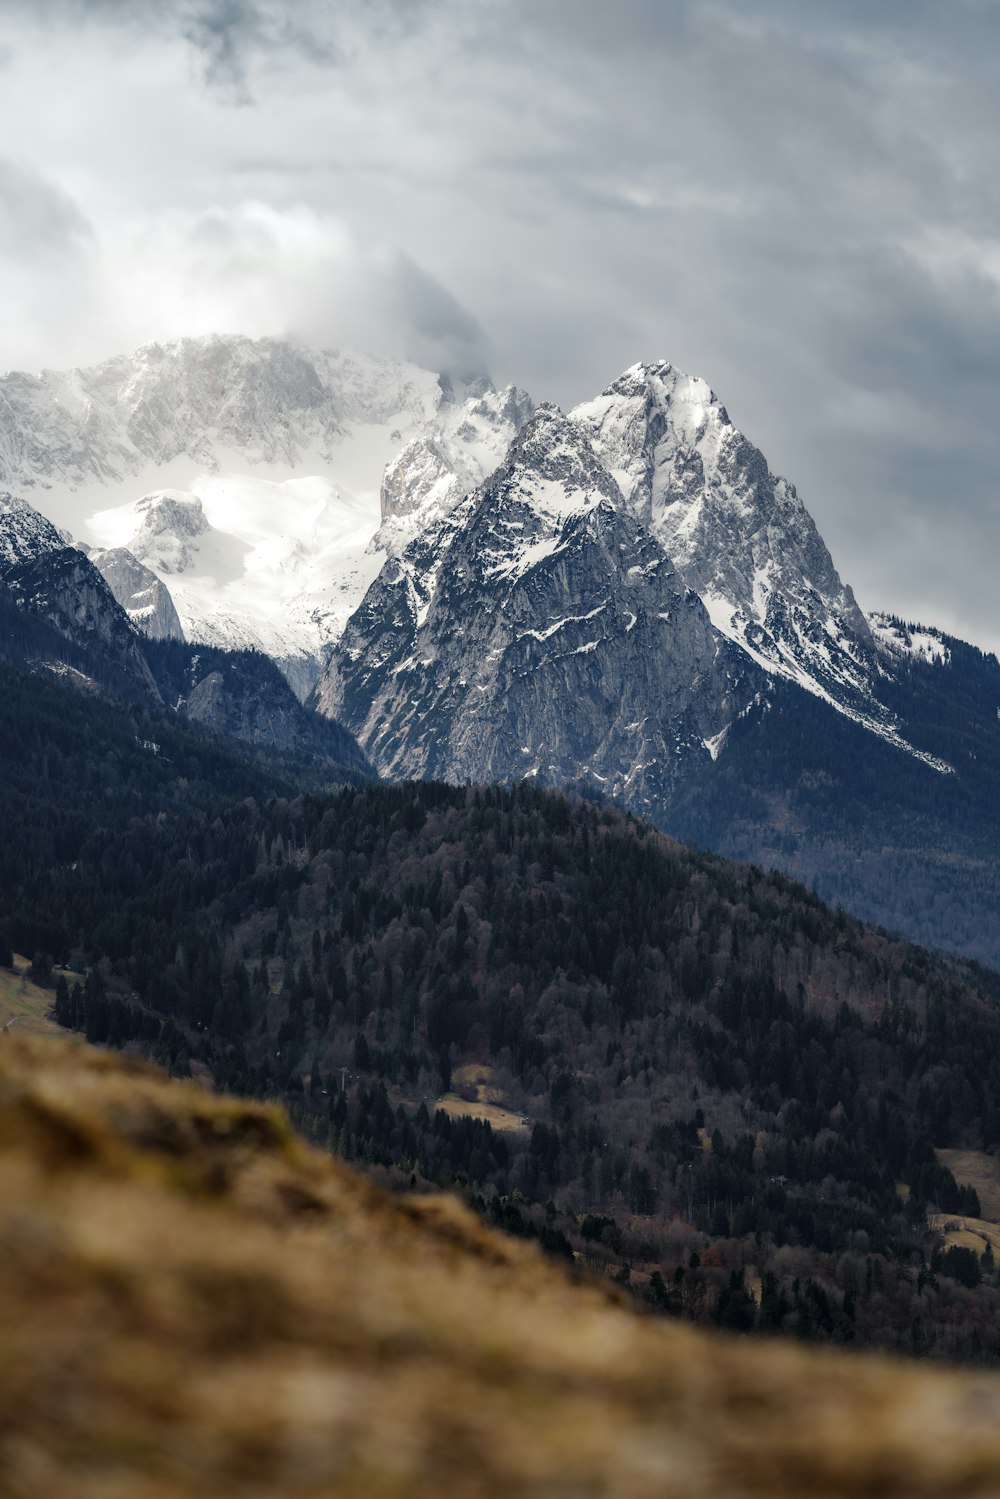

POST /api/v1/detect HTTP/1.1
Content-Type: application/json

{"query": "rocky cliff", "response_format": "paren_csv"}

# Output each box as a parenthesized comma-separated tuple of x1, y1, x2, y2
(0, 489, 160, 697)
(318, 405, 757, 806)
(572, 361, 878, 716)
(90, 545, 185, 641)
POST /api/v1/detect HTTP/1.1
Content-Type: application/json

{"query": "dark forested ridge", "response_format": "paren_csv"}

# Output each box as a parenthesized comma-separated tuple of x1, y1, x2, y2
(667, 637, 1000, 968)
(7, 677, 1000, 1368)
(0, 650, 373, 963)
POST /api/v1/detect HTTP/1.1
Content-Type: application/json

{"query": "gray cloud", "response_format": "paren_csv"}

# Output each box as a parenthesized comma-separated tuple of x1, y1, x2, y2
(1, 0, 999, 648)
(0, 157, 92, 257)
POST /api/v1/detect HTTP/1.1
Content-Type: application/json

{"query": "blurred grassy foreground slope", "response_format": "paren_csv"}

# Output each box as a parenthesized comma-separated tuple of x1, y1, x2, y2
(4, 1036, 1000, 1498)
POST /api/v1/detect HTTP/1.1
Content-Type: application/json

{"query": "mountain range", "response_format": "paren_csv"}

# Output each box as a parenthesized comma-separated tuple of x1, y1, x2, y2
(0, 336, 532, 696)
(0, 487, 370, 783)
(2, 334, 999, 963)
(8, 335, 1000, 1381)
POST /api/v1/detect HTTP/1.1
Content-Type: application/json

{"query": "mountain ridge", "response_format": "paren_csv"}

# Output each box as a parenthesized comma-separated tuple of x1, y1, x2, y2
(7, 332, 1000, 962)
(318, 404, 757, 803)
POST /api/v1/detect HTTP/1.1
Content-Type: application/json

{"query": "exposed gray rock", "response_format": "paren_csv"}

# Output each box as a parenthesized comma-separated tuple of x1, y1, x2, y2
(1, 546, 160, 701)
(376, 382, 535, 550)
(90, 546, 185, 641)
(318, 406, 758, 808)
(147, 642, 371, 778)
(572, 361, 876, 717)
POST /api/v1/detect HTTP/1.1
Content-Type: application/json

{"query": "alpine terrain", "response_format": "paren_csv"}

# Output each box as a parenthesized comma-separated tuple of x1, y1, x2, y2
(5, 336, 1000, 962)
(0, 335, 533, 697)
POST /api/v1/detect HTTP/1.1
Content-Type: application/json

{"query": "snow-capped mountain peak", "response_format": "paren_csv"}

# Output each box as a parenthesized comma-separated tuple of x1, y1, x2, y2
(472, 403, 625, 581)
(317, 398, 752, 798)
(572, 360, 877, 718)
(570, 359, 726, 525)
(0, 490, 66, 570)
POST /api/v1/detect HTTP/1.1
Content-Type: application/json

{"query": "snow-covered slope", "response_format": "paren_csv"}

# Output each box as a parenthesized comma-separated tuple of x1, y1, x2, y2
(0, 336, 446, 500)
(0, 490, 67, 570)
(868, 611, 952, 667)
(86, 480, 382, 698)
(0, 336, 530, 696)
(376, 381, 535, 554)
(572, 362, 879, 720)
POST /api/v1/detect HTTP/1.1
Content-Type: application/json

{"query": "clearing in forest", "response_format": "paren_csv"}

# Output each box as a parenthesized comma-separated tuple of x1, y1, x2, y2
(436, 1064, 530, 1133)
(928, 1213, 1000, 1257)
(0, 955, 71, 1038)
(937, 1148, 1000, 1223)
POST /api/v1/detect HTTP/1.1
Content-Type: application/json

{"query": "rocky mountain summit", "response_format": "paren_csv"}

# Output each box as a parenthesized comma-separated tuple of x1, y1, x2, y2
(572, 362, 878, 719)
(318, 366, 946, 800)
(319, 405, 756, 805)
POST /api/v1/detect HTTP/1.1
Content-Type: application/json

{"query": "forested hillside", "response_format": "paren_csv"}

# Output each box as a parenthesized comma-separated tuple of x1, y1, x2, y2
(0, 653, 370, 953)
(668, 640, 1000, 967)
(9, 735, 1000, 1365)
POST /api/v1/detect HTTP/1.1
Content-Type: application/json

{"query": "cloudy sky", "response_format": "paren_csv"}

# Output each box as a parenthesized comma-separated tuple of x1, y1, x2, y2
(1, 0, 999, 648)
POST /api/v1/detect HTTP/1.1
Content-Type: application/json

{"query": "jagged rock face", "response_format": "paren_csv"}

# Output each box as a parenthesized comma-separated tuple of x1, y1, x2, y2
(124, 491, 211, 574)
(572, 362, 876, 714)
(90, 546, 185, 641)
(319, 407, 756, 804)
(0, 334, 447, 491)
(1, 546, 160, 700)
(147, 641, 371, 776)
(376, 381, 535, 548)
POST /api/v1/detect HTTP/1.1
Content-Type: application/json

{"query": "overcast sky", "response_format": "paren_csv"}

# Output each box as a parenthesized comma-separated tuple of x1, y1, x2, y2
(1, 0, 999, 649)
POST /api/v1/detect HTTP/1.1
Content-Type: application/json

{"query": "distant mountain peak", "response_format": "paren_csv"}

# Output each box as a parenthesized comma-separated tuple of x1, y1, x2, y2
(572, 358, 877, 721)
(0, 336, 509, 696)
(317, 390, 754, 798)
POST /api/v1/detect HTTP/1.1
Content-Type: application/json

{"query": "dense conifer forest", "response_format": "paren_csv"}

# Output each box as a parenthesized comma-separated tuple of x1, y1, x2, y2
(7, 652, 1000, 1366)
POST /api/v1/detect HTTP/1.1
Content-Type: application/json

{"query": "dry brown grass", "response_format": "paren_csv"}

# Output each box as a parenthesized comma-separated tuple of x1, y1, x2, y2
(937, 1148, 1000, 1223)
(439, 1064, 529, 1132)
(5, 1035, 1000, 1497)
(0, 955, 73, 1038)
(928, 1213, 1000, 1256)
(435, 1091, 529, 1134)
